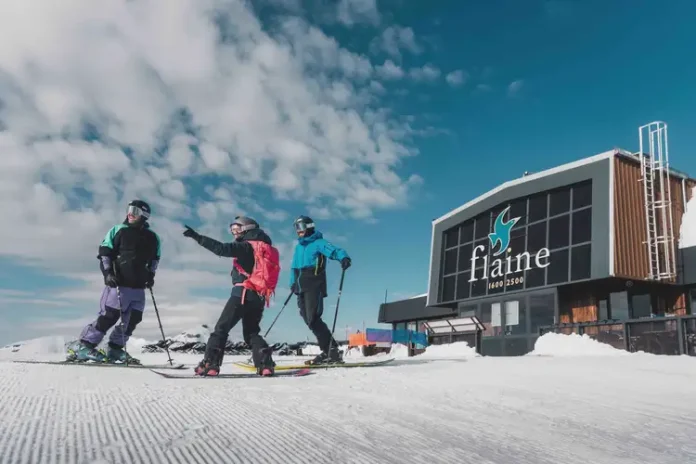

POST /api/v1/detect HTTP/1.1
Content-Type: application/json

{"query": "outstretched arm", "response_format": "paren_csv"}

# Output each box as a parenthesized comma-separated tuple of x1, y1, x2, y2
(183, 225, 248, 258)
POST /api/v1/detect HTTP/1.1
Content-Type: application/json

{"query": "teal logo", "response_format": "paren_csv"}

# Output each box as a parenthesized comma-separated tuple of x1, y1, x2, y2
(488, 206, 520, 256)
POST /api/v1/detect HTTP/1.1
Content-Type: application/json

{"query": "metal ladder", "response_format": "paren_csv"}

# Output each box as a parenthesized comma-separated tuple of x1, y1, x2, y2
(639, 122, 676, 281)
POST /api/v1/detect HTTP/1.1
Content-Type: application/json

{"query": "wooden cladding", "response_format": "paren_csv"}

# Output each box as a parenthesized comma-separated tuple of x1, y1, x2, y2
(559, 297, 597, 324)
(612, 156, 695, 282)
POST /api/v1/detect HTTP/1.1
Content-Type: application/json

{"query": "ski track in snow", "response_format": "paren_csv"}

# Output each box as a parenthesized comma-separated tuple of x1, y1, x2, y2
(0, 353, 695, 463)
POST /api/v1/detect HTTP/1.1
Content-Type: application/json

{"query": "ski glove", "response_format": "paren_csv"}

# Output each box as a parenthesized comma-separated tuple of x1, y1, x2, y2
(340, 257, 351, 270)
(104, 273, 119, 288)
(183, 225, 201, 241)
(145, 271, 155, 289)
(290, 282, 298, 295)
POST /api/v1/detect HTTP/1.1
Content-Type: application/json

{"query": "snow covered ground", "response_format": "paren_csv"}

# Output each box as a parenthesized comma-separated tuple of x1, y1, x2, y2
(1, 335, 695, 463)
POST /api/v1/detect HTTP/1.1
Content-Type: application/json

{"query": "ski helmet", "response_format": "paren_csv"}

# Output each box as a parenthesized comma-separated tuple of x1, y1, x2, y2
(230, 216, 259, 235)
(127, 199, 151, 220)
(293, 215, 314, 235)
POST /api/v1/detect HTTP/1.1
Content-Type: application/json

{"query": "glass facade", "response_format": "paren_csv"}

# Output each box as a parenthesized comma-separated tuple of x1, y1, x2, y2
(439, 180, 593, 304)
(454, 290, 556, 356)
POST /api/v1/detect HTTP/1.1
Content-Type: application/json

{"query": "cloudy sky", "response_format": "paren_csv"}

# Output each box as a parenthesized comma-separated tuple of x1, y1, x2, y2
(1, 0, 695, 345)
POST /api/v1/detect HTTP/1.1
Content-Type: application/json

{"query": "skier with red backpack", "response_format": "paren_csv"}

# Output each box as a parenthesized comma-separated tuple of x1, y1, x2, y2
(182, 216, 280, 376)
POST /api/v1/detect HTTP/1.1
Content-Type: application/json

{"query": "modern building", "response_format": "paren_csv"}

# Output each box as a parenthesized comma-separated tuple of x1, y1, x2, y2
(378, 122, 696, 356)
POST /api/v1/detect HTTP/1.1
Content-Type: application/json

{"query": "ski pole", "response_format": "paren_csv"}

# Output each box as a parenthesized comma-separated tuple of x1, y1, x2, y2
(246, 292, 293, 364)
(328, 268, 346, 352)
(150, 287, 173, 366)
(264, 292, 293, 338)
(116, 286, 129, 367)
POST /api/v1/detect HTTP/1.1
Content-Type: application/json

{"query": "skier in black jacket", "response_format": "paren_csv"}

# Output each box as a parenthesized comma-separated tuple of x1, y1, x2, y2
(69, 200, 160, 364)
(183, 216, 277, 376)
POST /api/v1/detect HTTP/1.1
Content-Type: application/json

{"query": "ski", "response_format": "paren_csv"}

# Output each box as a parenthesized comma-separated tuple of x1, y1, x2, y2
(13, 360, 185, 370)
(150, 368, 313, 379)
(232, 357, 396, 371)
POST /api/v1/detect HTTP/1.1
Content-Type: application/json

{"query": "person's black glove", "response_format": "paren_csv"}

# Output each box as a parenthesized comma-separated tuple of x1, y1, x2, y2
(340, 257, 352, 270)
(104, 273, 119, 288)
(145, 272, 155, 289)
(290, 282, 298, 295)
(183, 225, 201, 241)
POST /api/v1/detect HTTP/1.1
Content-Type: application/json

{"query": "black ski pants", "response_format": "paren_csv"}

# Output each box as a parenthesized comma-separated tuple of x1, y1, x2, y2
(205, 290, 273, 368)
(298, 291, 337, 353)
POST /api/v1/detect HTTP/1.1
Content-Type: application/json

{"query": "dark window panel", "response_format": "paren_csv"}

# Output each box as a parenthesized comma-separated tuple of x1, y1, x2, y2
(549, 188, 571, 216)
(510, 224, 526, 239)
(475, 213, 490, 240)
(528, 193, 548, 223)
(529, 293, 555, 333)
(525, 266, 546, 288)
(507, 234, 526, 258)
(571, 208, 592, 244)
(573, 181, 592, 209)
(444, 227, 459, 248)
(631, 293, 652, 318)
(547, 248, 569, 284)
(478, 303, 494, 337)
(459, 221, 474, 244)
(444, 248, 458, 275)
(471, 278, 487, 297)
(527, 222, 547, 253)
(570, 244, 591, 281)
(548, 214, 570, 250)
(510, 199, 528, 226)
(455, 273, 471, 300)
(610, 291, 629, 320)
(441, 275, 456, 302)
(458, 243, 473, 272)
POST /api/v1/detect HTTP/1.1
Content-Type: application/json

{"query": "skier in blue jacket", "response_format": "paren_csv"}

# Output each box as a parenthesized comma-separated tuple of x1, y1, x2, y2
(290, 216, 351, 365)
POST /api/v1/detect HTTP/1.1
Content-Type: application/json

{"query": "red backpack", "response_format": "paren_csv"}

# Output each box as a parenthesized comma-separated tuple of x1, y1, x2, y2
(233, 240, 281, 307)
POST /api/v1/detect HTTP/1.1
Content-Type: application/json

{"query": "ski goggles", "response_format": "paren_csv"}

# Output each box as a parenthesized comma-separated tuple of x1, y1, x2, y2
(294, 221, 314, 232)
(127, 205, 150, 219)
(229, 222, 256, 234)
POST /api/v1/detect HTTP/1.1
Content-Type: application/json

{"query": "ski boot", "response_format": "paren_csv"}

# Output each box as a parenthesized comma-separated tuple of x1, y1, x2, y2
(194, 360, 220, 376)
(66, 342, 108, 363)
(256, 350, 276, 377)
(106, 344, 141, 365)
(305, 347, 344, 366)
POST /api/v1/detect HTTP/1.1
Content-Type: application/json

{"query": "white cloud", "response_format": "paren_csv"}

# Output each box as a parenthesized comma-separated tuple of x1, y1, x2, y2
(409, 65, 441, 82)
(508, 79, 524, 97)
(376, 60, 405, 80)
(445, 70, 468, 87)
(370, 26, 422, 59)
(0, 0, 425, 342)
(336, 0, 381, 27)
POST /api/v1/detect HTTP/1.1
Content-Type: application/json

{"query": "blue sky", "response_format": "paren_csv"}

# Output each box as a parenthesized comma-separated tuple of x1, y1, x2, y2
(0, 0, 695, 346)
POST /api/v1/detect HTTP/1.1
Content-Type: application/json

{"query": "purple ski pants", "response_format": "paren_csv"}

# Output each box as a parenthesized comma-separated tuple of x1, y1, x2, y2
(79, 286, 146, 348)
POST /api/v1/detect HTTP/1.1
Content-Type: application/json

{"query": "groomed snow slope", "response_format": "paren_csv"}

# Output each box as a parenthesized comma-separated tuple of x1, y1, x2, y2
(1, 335, 695, 463)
